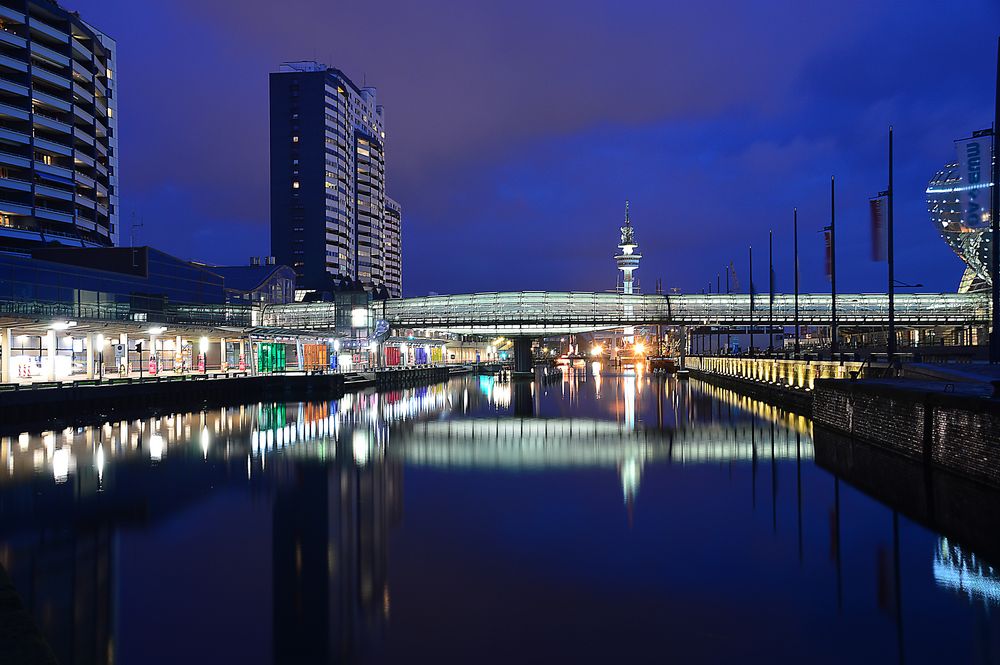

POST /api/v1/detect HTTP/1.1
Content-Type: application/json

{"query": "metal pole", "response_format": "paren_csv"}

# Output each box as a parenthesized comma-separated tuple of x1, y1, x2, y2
(991, 36, 1000, 364)
(794, 208, 800, 355)
(726, 266, 731, 353)
(707, 282, 712, 355)
(769, 229, 774, 354)
(749, 245, 754, 355)
(830, 176, 839, 356)
(888, 125, 897, 362)
(716, 273, 721, 354)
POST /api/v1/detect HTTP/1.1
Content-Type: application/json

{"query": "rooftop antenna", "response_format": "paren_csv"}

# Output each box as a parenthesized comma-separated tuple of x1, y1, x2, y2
(130, 213, 144, 268)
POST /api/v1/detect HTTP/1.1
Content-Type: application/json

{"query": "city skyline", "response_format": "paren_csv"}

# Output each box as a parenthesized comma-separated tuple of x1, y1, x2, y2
(67, 0, 999, 297)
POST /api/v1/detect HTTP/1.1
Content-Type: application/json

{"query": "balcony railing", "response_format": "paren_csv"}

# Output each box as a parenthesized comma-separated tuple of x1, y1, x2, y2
(32, 89, 71, 112)
(28, 18, 69, 44)
(0, 5, 26, 23)
(0, 77, 29, 96)
(0, 150, 30, 167)
(34, 135, 72, 156)
(34, 113, 72, 134)
(0, 52, 27, 73)
(32, 65, 71, 90)
(0, 30, 27, 49)
(0, 126, 29, 144)
(29, 40, 69, 67)
(0, 101, 28, 120)
(36, 183, 74, 201)
(70, 37, 91, 61)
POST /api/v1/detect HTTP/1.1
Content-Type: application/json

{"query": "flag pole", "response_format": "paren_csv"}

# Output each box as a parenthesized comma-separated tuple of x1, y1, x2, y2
(830, 176, 839, 356)
(749, 245, 755, 355)
(991, 36, 1000, 364)
(794, 208, 800, 355)
(888, 126, 896, 363)
(726, 264, 731, 353)
(769, 229, 774, 354)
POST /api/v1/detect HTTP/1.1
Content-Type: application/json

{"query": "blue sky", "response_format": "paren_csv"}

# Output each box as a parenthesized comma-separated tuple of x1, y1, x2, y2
(72, 0, 1000, 295)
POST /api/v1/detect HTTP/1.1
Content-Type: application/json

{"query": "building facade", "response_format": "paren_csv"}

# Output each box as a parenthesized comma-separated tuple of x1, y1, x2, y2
(926, 128, 994, 291)
(0, 0, 118, 252)
(269, 61, 402, 297)
(384, 196, 402, 297)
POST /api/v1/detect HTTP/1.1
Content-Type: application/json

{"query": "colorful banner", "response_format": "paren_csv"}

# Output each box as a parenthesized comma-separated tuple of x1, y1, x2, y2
(869, 197, 887, 262)
(824, 230, 832, 280)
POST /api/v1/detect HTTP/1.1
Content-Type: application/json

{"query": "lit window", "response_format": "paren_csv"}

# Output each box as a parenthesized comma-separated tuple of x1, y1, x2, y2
(292, 181, 300, 189)
(292, 136, 299, 143)
(106, 68, 113, 80)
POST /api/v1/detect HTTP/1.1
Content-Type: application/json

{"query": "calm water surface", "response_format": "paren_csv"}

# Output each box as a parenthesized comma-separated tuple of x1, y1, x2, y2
(1, 368, 999, 664)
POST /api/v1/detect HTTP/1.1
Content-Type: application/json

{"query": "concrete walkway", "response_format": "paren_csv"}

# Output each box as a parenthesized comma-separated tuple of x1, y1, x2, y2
(903, 362, 1000, 387)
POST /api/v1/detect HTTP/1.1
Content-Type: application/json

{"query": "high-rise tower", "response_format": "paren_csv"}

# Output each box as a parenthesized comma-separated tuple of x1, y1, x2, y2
(615, 201, 641, 294)
(0, 0, 119, 253)
(269, 61, 402, 296)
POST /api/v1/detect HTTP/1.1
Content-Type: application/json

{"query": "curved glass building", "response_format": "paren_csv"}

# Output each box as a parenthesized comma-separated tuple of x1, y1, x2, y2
(927, 129, 994, 291)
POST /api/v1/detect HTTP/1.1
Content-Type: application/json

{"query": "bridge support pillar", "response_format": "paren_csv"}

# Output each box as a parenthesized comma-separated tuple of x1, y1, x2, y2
(679, 326, 687, 369)
(513, 337, 533, 378)
(678, 326, 690, 379)
(513, 380, 534, 416)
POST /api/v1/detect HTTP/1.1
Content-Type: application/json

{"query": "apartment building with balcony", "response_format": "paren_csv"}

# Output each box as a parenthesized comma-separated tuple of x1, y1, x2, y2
(0, 0, 118, 252)
(269, 61, 402, 297)
(384, 196, 401, 298)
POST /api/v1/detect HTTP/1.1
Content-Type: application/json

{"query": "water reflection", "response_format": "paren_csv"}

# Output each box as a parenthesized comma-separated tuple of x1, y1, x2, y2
(0, 372, 997, 663)
(934, 537, 1000, 606)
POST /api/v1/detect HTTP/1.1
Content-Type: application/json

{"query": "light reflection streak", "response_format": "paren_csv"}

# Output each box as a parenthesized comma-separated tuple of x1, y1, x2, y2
(934, 537, 1000, 606)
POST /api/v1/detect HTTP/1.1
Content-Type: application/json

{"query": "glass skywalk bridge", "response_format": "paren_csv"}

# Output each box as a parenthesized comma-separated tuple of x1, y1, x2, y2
(369, 291, 990, 335)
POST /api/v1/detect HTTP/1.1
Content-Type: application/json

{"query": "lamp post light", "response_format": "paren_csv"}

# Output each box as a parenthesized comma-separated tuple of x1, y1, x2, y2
(749, 245, 754, 356)
(825, 176, 839, 357)
(768, 229, 775, 355)
(887, 126, 897, 363)
(716, 272, 721, 355)
(725, 265, 731, 353)
(793, 208, 800, 356)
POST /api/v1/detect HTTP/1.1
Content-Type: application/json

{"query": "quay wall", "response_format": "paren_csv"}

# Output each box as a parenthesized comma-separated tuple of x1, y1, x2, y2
(686, 355, 1000, 489)
(0, 365, 462, 429)
(813, 379, 1000, 488)
(682, 356, 871, 415)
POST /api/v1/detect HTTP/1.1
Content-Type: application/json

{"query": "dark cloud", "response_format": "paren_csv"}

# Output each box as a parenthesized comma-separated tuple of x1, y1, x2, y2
(68, 0, 998, 295)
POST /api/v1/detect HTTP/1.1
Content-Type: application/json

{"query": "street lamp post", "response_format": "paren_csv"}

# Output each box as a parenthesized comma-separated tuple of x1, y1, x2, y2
(887, 125, 897, 362)
(827, 176, 839, 356)
(716, 272, 721, 354)
(725, 265, 731, 353)
(794, 208, 800, 355)
(749, 245, 754, 356)
(768, 229, 774, 354)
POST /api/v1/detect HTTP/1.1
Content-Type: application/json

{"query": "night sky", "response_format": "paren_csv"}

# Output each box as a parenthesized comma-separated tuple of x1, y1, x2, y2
(71, 0, 999, 297)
